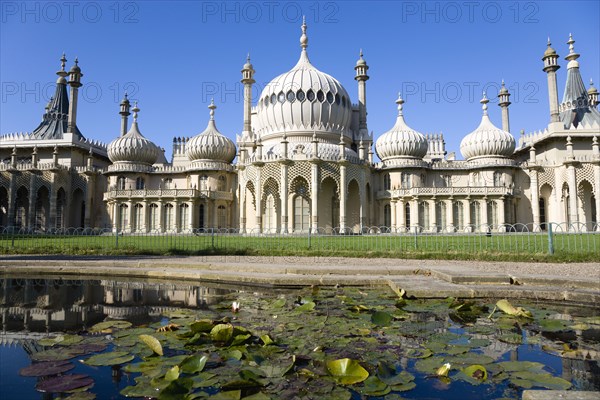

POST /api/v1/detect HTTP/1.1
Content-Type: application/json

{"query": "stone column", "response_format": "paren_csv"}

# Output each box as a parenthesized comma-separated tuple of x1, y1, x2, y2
(127, 200, 133, 233)
(411, 198, 419, 233)
(447, 199, 454, 232)
(84, 175, 95, 228)
(189, 199, 195, 231)
(28, 174, 36, 228)
(529, 169, 541, 231)
(595, 164, 600, 231)
(498, 197, 506, 232)
(339, 163, 347, 232)
(7, 174, 17, 227)
(280, 163, 289, 234)
(255, 168, 262, 233)
(112, 201, 119, 233)
(464, 199, 472, 232)
(397, 199, 406, 232)
(390, 200, 397, 231)
(48, 176, 57, 229)
(429, 199, 437, 232)
(175, 200, 181, 232)
(567, 164, 578, 230)
(311, 162, 320, 233)
(482, 198, 489, 232)
(157, 200, 164, 232)
(239, 182, 246, 234)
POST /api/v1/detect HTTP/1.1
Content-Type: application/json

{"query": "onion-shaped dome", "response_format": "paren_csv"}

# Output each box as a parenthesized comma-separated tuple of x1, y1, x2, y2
(186, 100, 236, 163)
(108, 103, 160, 165)
(589, 79, 598, 95)
(254, 18, 352, 140)
(543, 37, 557, 58)
(460, 93, 515, 161)
(375, 94, 428, 160)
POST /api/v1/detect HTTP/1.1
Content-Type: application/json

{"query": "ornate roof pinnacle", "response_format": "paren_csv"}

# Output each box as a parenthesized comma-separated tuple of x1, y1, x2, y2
(132, 101, 140, 122)
(300, 15, 308, 50)
(57, 53, 68, 79)
(396, 92, 404, 115)
(60, 53, 67, 71)
(480, 92, 489, 115)
(565, 33, 580, 62)
(208, 98, 216, 120)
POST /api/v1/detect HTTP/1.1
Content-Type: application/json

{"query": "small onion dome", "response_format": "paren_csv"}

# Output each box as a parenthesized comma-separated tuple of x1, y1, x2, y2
(375, 94, 428, 160)
(69, 57, 81, 73)
(543, 37, 557, 57)
(186, 100, 236, 163)
(499, 80, 509, 95)
(243, 53, 253, 70)
(356, 49, 367, 66)
(588, 79, 598, 95)
(107, 103, 160, 165)
(460, 93, 515, 161)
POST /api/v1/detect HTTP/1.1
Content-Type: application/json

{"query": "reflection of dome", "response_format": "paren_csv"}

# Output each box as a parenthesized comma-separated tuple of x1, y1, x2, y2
(460, 94, 515, 161)
(254, 19, 352, 140)
(107, 104, 160, 165)
(375, 94, 428, 160)
(186, 101, 236, 163)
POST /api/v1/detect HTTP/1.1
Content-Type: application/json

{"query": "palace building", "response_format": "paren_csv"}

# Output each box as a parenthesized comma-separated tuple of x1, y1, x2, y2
(1, 23, 599, 233)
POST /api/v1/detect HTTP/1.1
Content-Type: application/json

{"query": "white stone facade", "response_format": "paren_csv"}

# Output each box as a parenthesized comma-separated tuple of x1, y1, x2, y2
(1, 31, 598, 233)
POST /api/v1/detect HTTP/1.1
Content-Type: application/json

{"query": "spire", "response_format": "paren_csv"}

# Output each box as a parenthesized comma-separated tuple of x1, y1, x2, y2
(480, 92, 489, 116)
(300, 15, 308, 50)
(396, 92, 405, 117)
(565, 33, 580, 65)
(132, 101, 139, 123)
(33, 54, 71, 139)
(57, 53, 68, 80)
(208, 98, 216, 120)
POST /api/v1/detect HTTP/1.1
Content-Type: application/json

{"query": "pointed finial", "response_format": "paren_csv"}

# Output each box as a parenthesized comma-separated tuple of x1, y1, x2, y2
(300, 15, 308, 50)
(396, 92, 405, 114)
(480, 92, 489, 115)
(247, 53, 251, 63)
(74, 57, 79, 66)
(208, 98, 216, 120)
(547, 37, 551, 46)
(359, 48, 363, 58)
(132, 101, 140, 122)
(60, 53, 67, 71)
(566, 33, 580, 62)
(501, 79, 505, 86)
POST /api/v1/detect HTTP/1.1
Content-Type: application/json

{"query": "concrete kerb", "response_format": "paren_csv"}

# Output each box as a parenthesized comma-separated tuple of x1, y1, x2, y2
(0, 256, 599, 305)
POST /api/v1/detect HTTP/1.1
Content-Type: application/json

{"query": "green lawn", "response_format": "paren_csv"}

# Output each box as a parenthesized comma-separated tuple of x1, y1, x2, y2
(1, 231, 599, 262)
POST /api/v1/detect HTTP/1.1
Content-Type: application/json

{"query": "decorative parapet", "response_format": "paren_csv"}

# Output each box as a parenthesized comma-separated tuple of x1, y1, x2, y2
(375, 186, 513, 200)
(103, 189, 234, 201)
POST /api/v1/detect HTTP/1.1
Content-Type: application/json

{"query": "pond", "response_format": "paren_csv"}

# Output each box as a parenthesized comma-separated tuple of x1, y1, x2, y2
(0, 276, 599, 399)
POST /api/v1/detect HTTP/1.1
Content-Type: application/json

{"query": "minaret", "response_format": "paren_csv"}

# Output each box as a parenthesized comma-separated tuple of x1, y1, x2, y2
(241, 54, 255, 140)
(542, 38, 560, 123)
(498, 80, 511, 133)
(355, 49, 370, 141)
(119, 92, 131, 137)
(588, 79, 598, 108)
(67, 57, 83, 135)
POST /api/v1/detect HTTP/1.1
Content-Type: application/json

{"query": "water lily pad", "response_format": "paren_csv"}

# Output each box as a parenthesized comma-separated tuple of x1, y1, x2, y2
(31, 347, 86, 362)
(415, 356, 447, 374)
(191, 319, 215, 333)
(360, 376, 391, 396)
(495, 299, 532, 318)
(377, 362, 414, 386)
(158, 378, 193, 400)
(509, 371, 572, 390)
(327, 358, 369, 385)
(180, 354, 208, 374)
(89, 320, 132, 333)
(121, 382, 160, 398)
(296, 301, 315, 312)
(64, 392, 96, 400)
(538, 319, 570, 332)
(84, 351, 134, 366)
(371, 311, 392, 326)
(19, 360, 74, 377)
(211, 323, 234, 344)
(139, 334, 163, 356)
(35, 374, 94, 393)
(497, 361, 546, 372)
(463, 365, 488, 382)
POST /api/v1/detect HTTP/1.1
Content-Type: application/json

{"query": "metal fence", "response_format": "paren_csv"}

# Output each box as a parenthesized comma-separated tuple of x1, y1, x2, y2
(0, 223, 599, 258)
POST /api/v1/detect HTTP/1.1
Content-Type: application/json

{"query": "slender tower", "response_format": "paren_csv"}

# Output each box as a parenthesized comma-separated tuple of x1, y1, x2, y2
(589, 80, 599, 109)
(67, 57, 83, 135)
(355, 49, 369, 156)
(241, 54, 255, 141)
(542, 38, 560, 124)
(119, 93, 131, 136)
(498, 80, 511, 133)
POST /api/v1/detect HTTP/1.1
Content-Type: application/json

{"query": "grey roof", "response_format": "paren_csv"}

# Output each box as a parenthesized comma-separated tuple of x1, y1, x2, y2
(559, 63, 600, 129)
(31, 78, 83, 140)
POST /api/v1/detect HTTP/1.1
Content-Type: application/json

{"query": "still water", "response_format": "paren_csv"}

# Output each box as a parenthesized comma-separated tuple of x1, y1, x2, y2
(0, 276, 598, 399)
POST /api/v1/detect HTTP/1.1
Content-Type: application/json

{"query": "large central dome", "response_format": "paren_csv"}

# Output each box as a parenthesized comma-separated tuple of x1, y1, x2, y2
(254, 19, 352, 142)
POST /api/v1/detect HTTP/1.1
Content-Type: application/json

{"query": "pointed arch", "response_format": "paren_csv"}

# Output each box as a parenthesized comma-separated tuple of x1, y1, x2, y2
(14, 186, 29, 229)
(262, 177, 280, 233)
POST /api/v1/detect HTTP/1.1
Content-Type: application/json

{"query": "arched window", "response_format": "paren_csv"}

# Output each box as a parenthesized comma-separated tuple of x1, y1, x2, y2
(405, 202, 411, 229)
(118, 203, 128, 231)
(164, 203, 175, 231)
(493, 172, 502, 187)
(453, 201, 464, 230)
(179, 203, 189, 231)
(487, 201, 498, 227)
(135, 177, 145, 190)
(149, 203, 159, 231)
(164, 178, 173, 189)
(56, 188, 66, 229)
(294, 196, 310, 232)
(217, 175, 226, 191)
(401, 172, 411, 189)
(470, 201, 481, 228)
(14, 187, 29, 229)
(199, 204, 205, 228)
(539, 198, 546, 230)
(217, 205, 227, 228)
(383, 174, 391, 190)
(420, 174, 426, 187)
(200, 175, 208, 191)
(591, 195, 597, 227)
(384, 204, 391, 228)
(133, 204, 144, 232)
(264, 195, 275, 232)
(436, 201, 446, 230)
(117, 176, 126, 190)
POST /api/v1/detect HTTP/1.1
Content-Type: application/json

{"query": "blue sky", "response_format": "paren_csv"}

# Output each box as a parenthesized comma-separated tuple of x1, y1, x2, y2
(1, 1, 599, 160)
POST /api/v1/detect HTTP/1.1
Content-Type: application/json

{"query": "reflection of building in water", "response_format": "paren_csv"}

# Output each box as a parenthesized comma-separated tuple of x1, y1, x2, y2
(0, 278, 233, 333)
